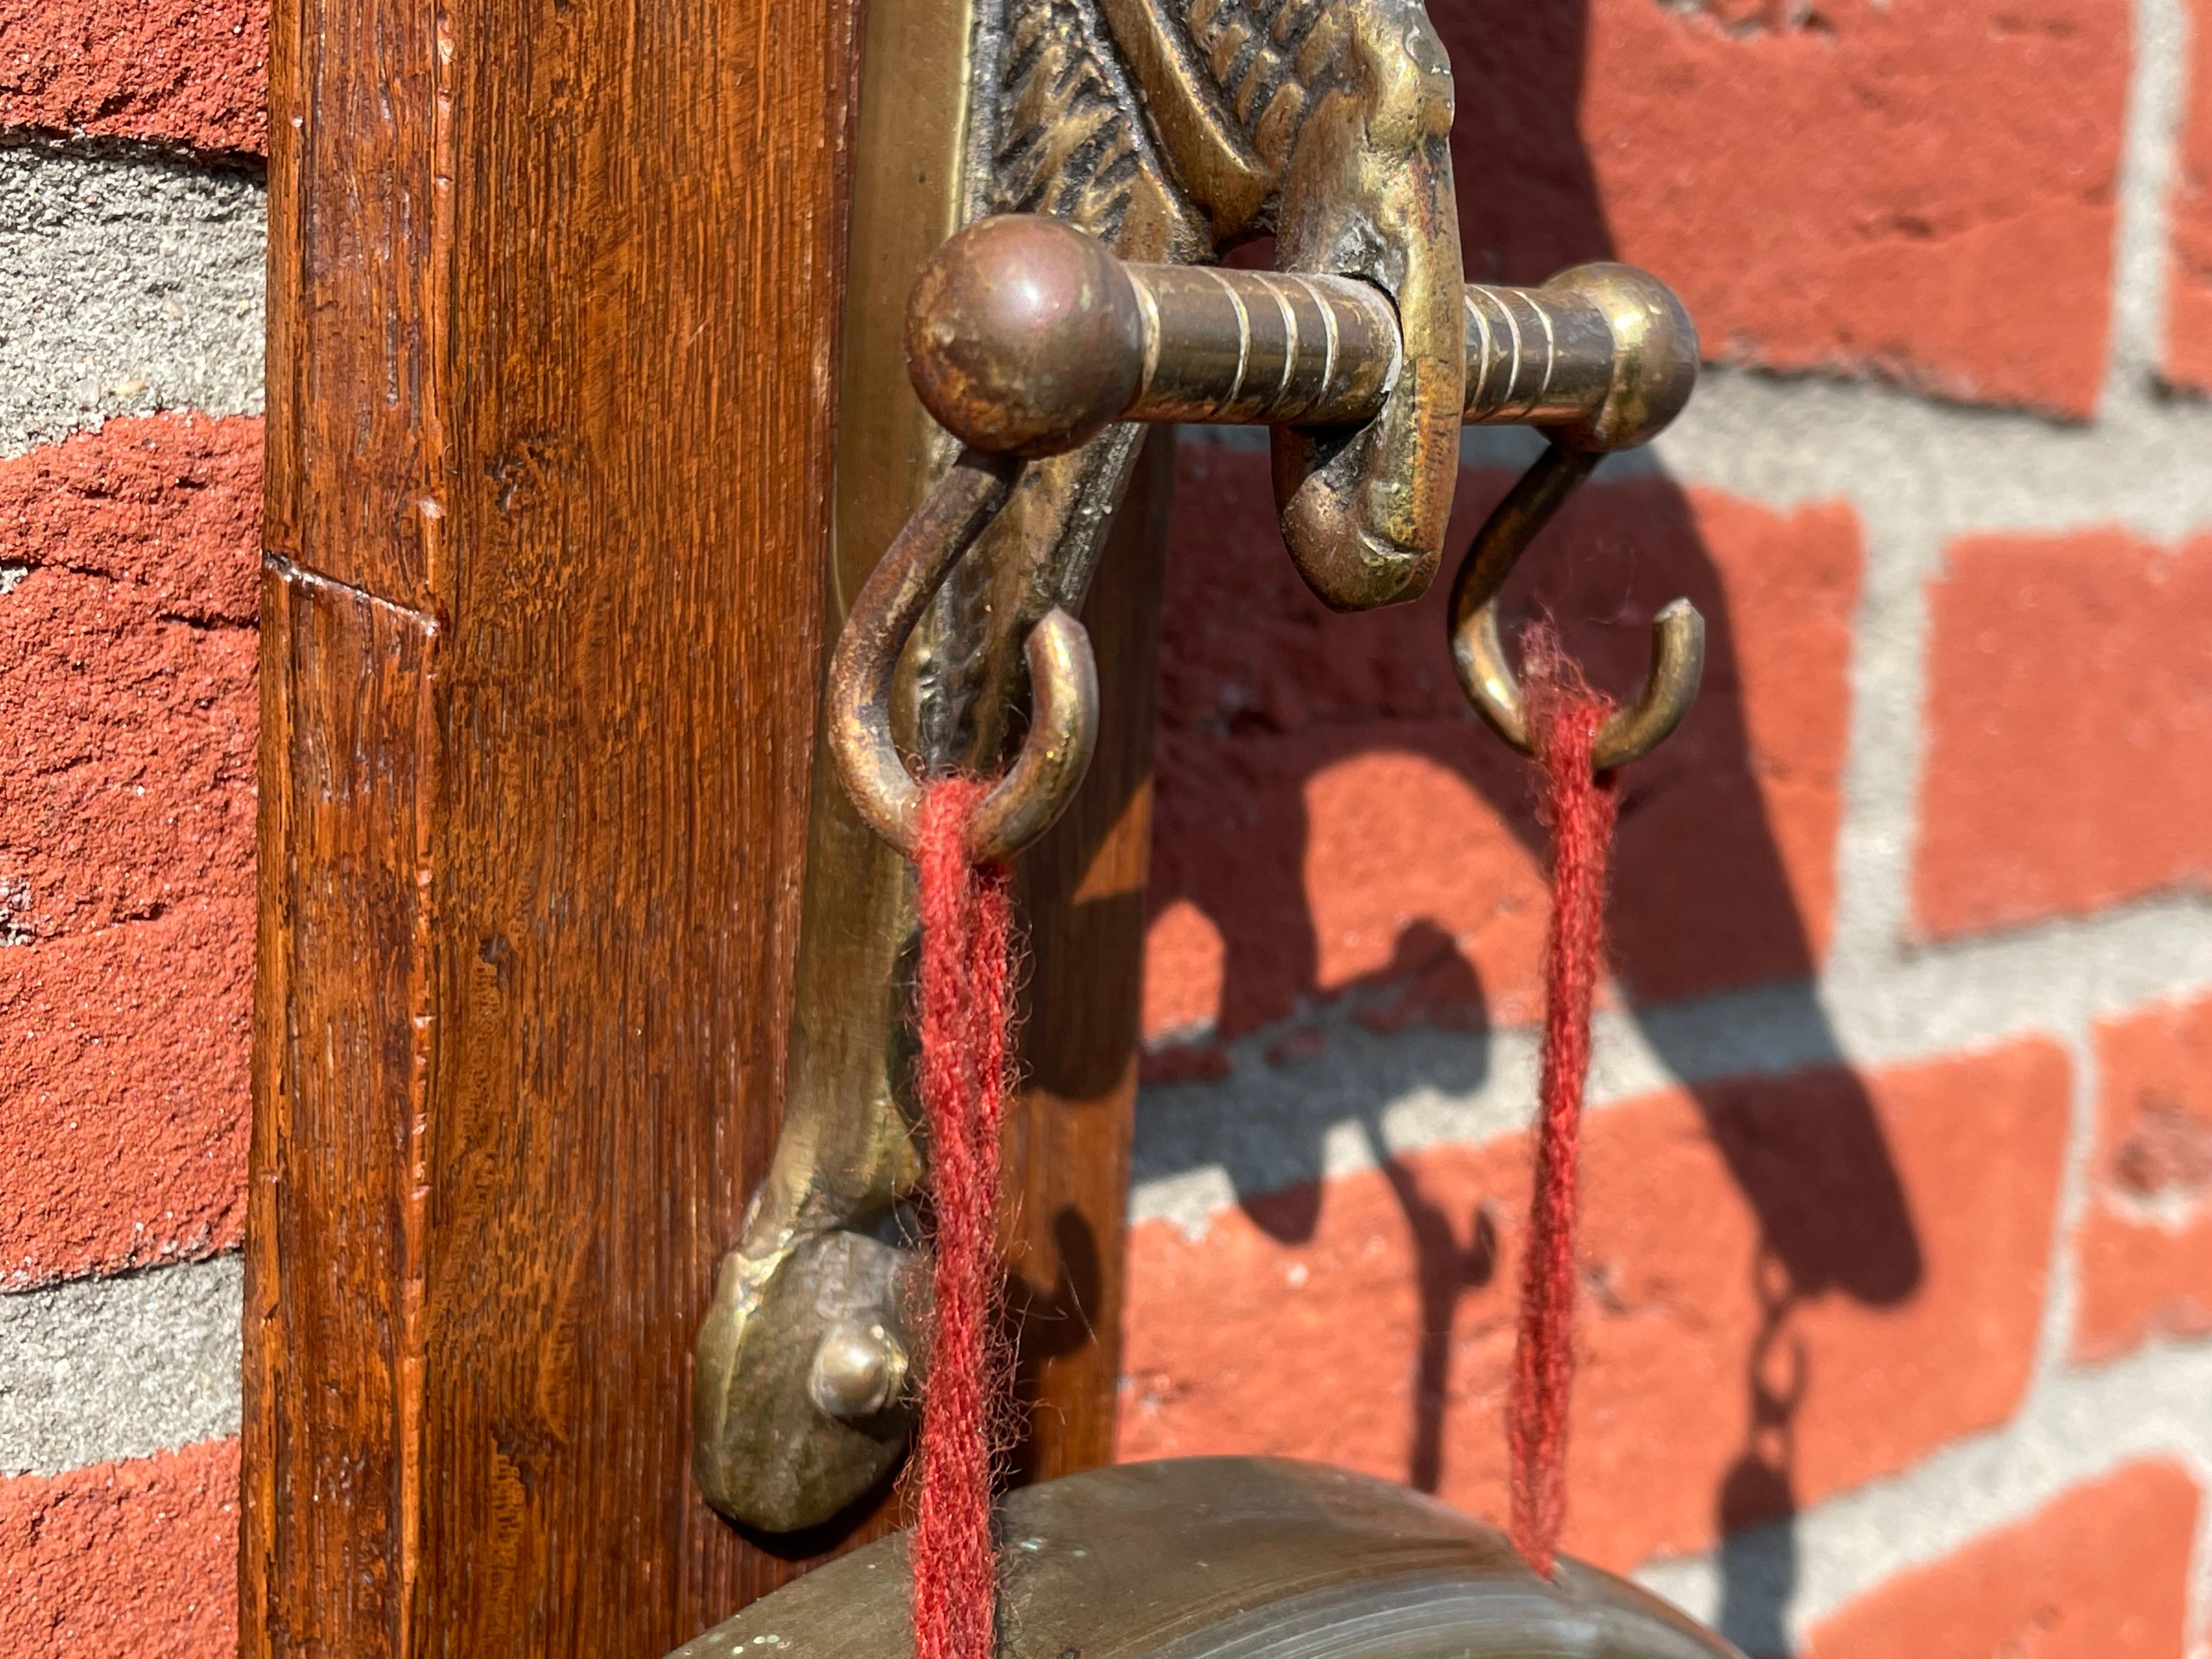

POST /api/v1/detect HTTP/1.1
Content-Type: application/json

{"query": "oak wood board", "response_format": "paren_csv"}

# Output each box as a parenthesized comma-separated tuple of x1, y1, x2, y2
(246, 0, 1165, 1649)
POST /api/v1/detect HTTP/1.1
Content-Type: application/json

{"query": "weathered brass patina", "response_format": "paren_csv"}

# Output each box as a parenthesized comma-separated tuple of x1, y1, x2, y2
(1448, 264, 1706, 769)
(694, 0, 1707, 1538)
(827, 449, 1102, 864)
(903, 216, 1699, 457)
(672, 1458, 1747, 1658)
(687, 0, 977, 1533)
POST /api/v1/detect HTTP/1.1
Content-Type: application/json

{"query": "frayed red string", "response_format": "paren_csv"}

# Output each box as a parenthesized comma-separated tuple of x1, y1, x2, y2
(1506, 625, 1621, 1580)
(911, 778, 1013, 1659)
(906, 624, 1616, 1615)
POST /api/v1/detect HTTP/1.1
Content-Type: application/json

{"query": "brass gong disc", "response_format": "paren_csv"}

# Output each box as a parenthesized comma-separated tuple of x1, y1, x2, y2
(673, 1457, 1745, 1658)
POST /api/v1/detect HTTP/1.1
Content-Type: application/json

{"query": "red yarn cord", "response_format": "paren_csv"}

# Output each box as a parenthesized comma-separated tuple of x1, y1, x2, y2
(1506, 627, 1621, 1579)
(911, 778, 1014, 1659)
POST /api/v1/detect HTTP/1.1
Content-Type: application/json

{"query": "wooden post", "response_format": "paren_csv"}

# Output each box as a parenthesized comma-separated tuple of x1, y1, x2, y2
(244, 0, 1162, 1647)
(245, 0, 860, 1644)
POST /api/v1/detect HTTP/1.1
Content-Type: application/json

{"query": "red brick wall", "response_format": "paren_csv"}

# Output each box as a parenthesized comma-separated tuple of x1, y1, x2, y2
(0, 1440, 239, 1659)
(1799, 1462, 2200, 1658)
(1, 19, 268, 1657)
(1125, 1045, 2070, 1571)
(1128, 3, 2212, 1650)
(1440, 0, 2131, 416)
(0, 0, 267, 156)
(8, 2, 2212, 1656)
(1, 419, 260, 1291)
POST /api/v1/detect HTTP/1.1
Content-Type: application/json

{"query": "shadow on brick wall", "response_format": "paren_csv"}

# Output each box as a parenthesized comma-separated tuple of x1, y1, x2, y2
(1137, 6, 1926, 1649)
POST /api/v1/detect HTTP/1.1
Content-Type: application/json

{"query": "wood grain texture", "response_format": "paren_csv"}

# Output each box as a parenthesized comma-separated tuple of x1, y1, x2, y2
(251, 0, 1163, 1645)
(245, 565, 437, 1655)
(1005, 432, 1173, 1485)
(247, 0, 862, 1646)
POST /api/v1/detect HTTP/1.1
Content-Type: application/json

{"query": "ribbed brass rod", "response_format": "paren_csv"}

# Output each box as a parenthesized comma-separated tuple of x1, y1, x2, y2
(905, 214, 1699, 459)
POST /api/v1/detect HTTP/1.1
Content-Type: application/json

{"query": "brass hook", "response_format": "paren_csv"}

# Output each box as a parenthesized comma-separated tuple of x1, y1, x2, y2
(827, 448, 1101, 865)
(1447, 442, 1706, 772)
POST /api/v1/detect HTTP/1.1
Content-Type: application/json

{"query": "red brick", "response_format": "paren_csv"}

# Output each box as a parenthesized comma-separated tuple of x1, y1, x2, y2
(0, 1438, 239, 1659)
(1146, 444, 1859, 1041)
(2074, 992, 2212, 1361)
(1916, 529, 2212, 939)
(1118, 1042, 2069, 1571)
(2166, 0, 2212, 388)
(0, 417, 259, 1286)
(1436, 0, 2127, 417)
(0, 900, 251, 1285)
(0, 417, 260, 945)
(1801, 1461, 2198, 1659)
(1143, 897, 1225, 1045)
(0, 417, 258, 619)
(0, 0, 268, 157)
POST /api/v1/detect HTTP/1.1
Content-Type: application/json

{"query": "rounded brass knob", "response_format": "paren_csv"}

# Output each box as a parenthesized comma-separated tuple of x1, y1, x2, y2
(807, 1318, 909, 1421)
(1539, 263, 1700, 454)
(905, 214, 1144, 459)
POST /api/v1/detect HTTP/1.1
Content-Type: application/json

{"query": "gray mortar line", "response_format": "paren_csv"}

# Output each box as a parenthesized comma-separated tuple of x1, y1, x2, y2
(0, 139, 266, 458)
(1130, 894, 2212, 1233)
(1147, 275, 2212, 1224)
(1821, 483, 1936, 979)
(1649, 365, 2212, 537)
(1713, 0, 2189, 998)
(2110, 0, 2190, 402)
(1200, 343, 2212, 543)
(0, 140, 263, 1484)
(1786, 894, 2212, 1057)
(1158, 53, 2212, 1618)
(1631, 1337, 2212, 1647)
(0, 1253, 242, 1478)
(2028, 1020, 2104, 1390)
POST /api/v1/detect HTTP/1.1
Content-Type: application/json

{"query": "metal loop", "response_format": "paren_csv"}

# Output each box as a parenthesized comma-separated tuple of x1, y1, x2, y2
(827, 448, 1101, 865)
(1447, 442, 1706, 771)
